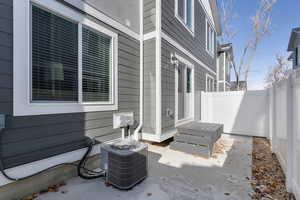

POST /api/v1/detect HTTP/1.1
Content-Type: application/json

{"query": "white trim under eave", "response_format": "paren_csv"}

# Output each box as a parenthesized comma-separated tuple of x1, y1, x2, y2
(161, 32, 216, 76)
(63, 0, 140, 41)
(0, 144, 101, 186)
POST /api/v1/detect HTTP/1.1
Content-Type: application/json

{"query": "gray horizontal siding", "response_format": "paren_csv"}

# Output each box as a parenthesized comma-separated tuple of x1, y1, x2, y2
(161, 38, 215, 133)
(0, 1, 12, 115)
(143, 39, 156, 134)
(144, 0, 156, 34)
(0, 1, 140, 169)
(161, 0, 217, 72)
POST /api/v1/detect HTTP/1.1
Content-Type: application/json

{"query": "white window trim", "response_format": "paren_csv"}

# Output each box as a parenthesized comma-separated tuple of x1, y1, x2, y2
(205, 18, 215, 57)
(13, 0, 118, 116)
(174, 0, 195, 36)
(206, 73, 215, 92)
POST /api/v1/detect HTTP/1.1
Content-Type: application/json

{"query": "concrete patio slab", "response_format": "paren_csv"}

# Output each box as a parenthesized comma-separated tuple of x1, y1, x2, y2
(35, 135, 253, 200)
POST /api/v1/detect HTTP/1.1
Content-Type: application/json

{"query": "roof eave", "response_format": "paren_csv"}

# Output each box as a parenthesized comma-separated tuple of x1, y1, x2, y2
(287, 28, 300, 51)
(209, 0, 222, 36)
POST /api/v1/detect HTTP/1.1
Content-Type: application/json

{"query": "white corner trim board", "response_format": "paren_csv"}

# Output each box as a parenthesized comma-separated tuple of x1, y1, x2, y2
(161, 32, 216, 76)
(0, 144, 101, 186)
(155, 0, 162, 136)
(64, 0, 140, 41)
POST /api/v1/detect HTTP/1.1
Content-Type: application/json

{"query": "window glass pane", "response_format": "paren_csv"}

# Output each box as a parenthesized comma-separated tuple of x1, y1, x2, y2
(186, 68, 191, 93)
(207, 22, 210, 51)
(211, 29, 214, 54)
(82, 26, 112, 102)
(177, 0, 185, 20)
(186, 0, 193, 29)
(178, 64, 184, 93)
(32, 5, 78, 101)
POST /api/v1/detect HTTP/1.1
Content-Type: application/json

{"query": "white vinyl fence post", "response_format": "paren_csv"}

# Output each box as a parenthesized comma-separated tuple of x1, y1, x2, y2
(271, 84, 277, 152)
(267, 88, 272, 141)
(286, 75, 294, 192)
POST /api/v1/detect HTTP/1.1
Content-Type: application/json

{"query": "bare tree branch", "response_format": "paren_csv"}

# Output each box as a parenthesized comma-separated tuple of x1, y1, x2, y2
(265, 54, 292, 88)
(219, 0, 237, 44)
(242, 0, 276, 86)
(219, 0, 276, 90)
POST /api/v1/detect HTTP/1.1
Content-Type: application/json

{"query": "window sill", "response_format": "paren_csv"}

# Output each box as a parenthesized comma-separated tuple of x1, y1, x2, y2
(175, 15, 195, 37)
(14, 102, 118, 116)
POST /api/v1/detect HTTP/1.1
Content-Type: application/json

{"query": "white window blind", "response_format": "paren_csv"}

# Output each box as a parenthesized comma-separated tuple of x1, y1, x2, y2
(32, 5, 79, 102)
(31, 5, 115, 104)
(82, 26, 112, 102)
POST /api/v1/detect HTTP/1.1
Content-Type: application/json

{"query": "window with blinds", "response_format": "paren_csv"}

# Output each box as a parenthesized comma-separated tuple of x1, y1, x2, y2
(32, 5, 79, 101)
(82, 26, 112, 102)
(31, 5, 114, 104)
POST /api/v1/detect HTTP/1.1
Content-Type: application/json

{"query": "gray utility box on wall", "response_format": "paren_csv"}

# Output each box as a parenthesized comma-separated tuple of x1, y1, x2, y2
(100, 140, 148, 190)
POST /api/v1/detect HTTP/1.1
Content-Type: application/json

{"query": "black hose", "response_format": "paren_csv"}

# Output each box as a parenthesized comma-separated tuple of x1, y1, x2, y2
(77, 139, 106, 179)
(0, 138, 105, 181)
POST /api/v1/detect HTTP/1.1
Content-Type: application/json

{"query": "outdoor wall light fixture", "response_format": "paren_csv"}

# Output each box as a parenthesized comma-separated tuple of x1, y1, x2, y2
(170, 53, 179, 66)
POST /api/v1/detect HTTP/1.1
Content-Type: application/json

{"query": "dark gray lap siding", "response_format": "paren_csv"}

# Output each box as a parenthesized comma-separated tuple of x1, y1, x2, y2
(161, 0, 217, 71)
(0, 1, 12, 115)
(161, 39, 215, 133)
(144, 0, 156, 34)
(0, 1, 140, 169)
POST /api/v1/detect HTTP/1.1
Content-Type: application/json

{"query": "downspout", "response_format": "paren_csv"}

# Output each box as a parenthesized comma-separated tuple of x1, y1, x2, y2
(134, 0, 144, 140)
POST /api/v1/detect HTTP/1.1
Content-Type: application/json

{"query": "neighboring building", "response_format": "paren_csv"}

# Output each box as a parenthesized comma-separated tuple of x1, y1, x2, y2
(217, 43, 233, 91)
(230, 81, 248, 91)
(0, 0, 221, 186)
(287, 27, 300, 69)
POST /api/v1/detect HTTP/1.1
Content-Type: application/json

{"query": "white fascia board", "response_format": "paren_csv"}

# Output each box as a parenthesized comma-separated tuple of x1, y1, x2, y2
(161, 32, 216, 76)
(198, 0, 216, 32)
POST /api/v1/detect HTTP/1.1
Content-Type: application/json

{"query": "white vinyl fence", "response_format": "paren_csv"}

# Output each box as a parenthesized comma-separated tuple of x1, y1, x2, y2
(201, 90, 269, 137)
(201, 69, 300, 199)
(268, 70, 300, 199)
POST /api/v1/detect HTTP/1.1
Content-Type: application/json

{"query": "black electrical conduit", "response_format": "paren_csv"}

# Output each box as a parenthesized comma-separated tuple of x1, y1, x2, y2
(0, 136, 105, 181)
